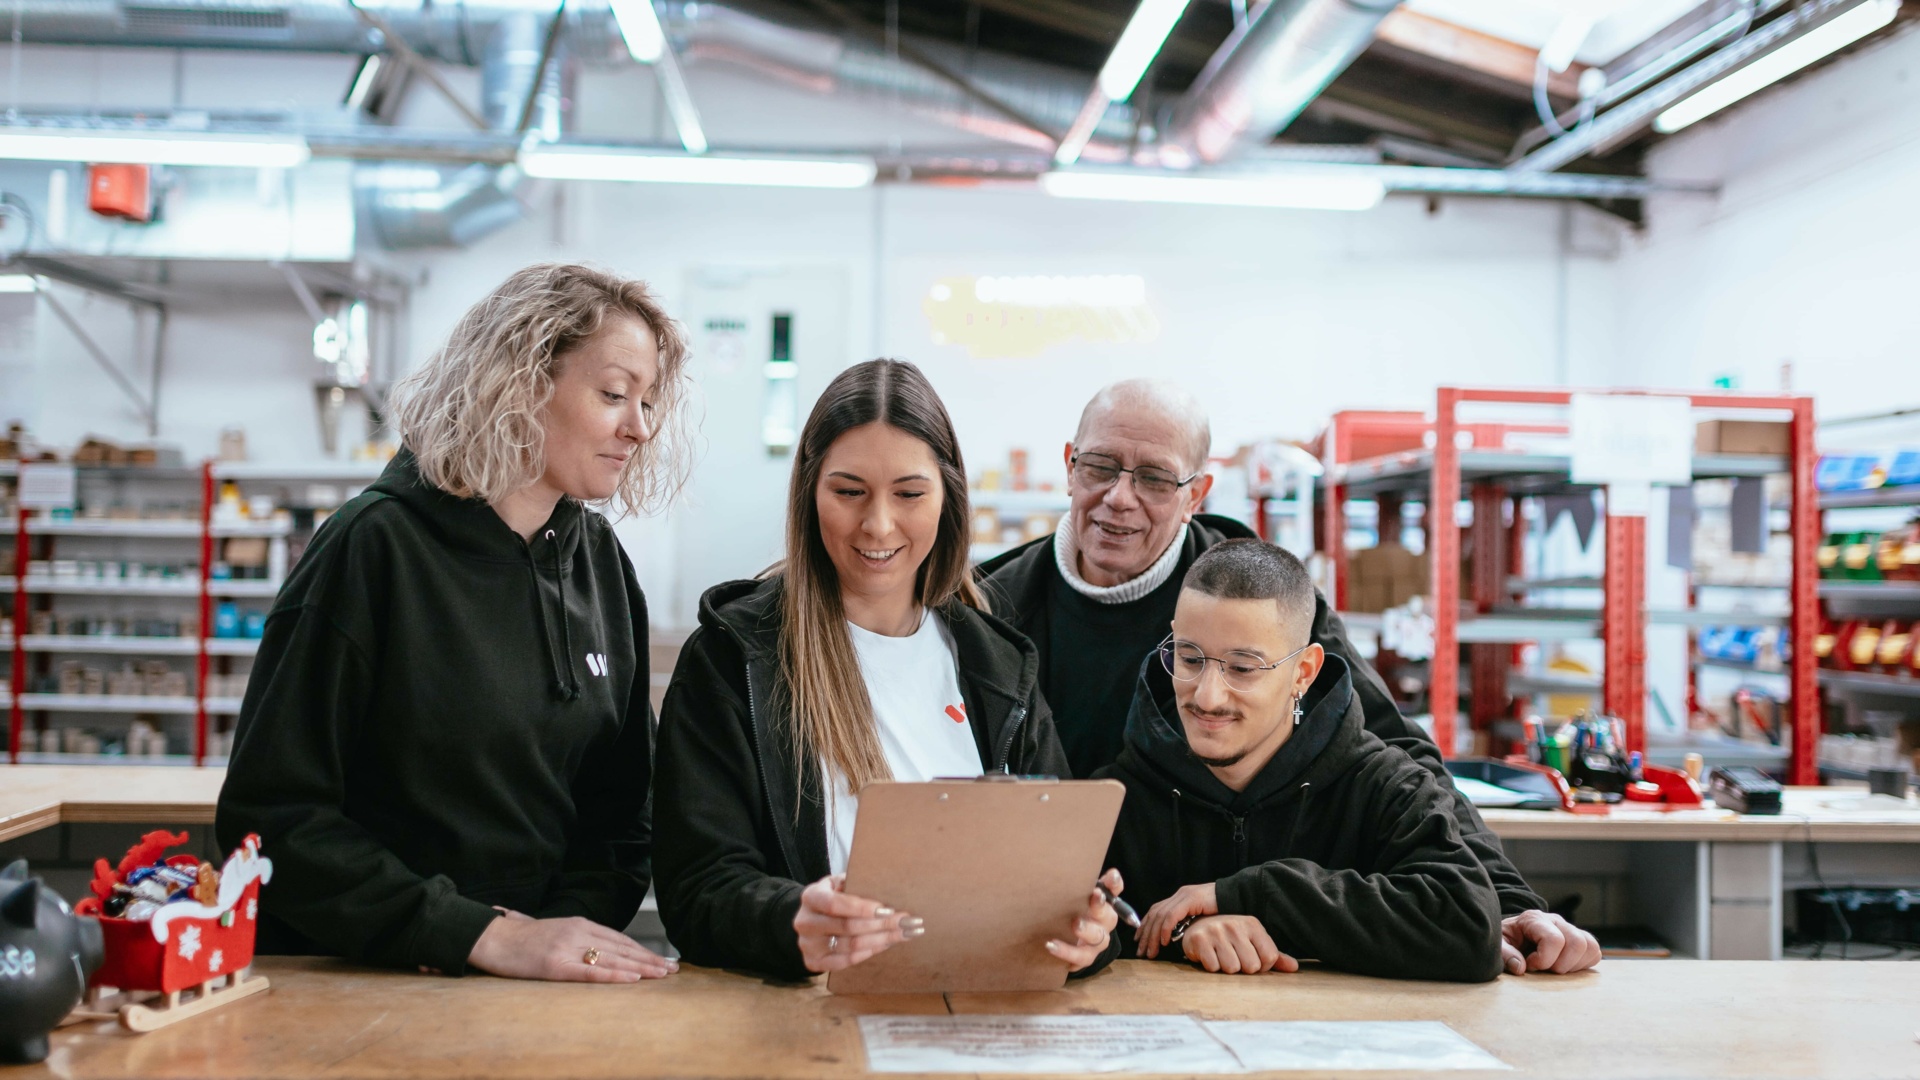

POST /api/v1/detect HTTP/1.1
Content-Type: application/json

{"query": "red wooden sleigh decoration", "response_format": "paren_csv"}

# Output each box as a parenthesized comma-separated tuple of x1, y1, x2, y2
(72, 833, 274, 1032)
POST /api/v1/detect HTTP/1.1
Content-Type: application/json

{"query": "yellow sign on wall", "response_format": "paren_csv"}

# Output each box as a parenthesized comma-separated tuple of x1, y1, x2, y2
(921, 274, 1159, 359)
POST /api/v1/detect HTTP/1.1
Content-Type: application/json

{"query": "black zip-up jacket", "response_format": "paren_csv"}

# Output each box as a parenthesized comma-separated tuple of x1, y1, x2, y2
(1098, 654, 1505, 983)
(980, 514, 1546, 917)
(653, 576, 1070, 980)
(215, 449, 655, 975)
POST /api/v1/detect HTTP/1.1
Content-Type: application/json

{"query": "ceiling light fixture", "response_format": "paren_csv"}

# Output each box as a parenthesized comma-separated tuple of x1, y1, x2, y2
(0, 274, 38, 293)
(1057, 0, 1194, 165)
(1099, 0, 1195, 102)
(1654, 0, 1899, 133)
(608, 0, 667, 63)
(519, 147, 876, 188)
(1040, 169, 1386, 211)
(0, 128, 311, 169)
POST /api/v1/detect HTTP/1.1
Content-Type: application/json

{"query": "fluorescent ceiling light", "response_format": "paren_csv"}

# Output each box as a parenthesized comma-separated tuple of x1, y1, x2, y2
(608, 0, 666, 63)
(519, 147, 877, 188)
(0, 128, 310, 168)
(1654, 0, 1899, 133)
(1098, 0, 1193, 102)
(1041, 169, 1385, 211)
(0, 274, 37, 293)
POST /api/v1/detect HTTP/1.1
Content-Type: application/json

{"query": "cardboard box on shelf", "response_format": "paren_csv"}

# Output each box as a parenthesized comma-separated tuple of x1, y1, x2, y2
(1695, 420, 1790, 456)
(1346, 543, 1429, 614)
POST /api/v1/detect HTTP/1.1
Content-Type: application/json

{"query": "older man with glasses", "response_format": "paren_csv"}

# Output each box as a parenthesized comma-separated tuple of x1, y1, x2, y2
(979, 379, 1600, 977)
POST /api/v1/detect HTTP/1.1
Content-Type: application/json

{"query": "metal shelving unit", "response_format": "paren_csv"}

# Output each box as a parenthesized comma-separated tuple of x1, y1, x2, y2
(1319, 388, 1819, 781)
(7, 459, 380, 764)
(1810, 482, 1920, 777)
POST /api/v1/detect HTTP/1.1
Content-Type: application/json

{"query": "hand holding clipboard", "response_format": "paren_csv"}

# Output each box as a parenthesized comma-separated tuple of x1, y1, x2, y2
(804, 777, 1129, 993)
(792, 867, 1126, 976)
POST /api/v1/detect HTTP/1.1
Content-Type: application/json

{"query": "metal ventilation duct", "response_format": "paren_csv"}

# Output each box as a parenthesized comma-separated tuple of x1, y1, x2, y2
(667, 3, 1137, 149)
(356, 10, 567, 250)
(6, 1, 1133, 148)
(1164, 0, 1404, 164)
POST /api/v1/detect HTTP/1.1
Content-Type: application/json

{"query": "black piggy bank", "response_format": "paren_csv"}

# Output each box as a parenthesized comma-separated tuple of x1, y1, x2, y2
(0, 859, 105, 1064)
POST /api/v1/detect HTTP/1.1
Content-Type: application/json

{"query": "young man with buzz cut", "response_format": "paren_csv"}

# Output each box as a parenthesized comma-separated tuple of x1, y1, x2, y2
(1098, 539, 1599, 981)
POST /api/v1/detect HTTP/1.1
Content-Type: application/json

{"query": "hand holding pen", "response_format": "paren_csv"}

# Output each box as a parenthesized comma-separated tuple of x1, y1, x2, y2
(1046, 868, 1126, 972)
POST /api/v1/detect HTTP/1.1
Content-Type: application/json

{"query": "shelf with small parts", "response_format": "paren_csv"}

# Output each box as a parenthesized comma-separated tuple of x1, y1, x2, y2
(8, 460, 373, 765)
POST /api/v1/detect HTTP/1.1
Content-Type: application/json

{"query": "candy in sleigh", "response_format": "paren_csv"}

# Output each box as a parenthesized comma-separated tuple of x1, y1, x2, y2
(72, 831, 274, 1032)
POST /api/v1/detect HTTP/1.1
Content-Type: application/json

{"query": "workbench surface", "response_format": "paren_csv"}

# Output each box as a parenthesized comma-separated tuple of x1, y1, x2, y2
(0, 765, 224, 842)
(7, 957, 1917, 1079)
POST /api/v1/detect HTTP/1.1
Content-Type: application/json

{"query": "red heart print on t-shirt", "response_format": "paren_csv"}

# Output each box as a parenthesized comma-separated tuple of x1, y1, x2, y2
(944, 704, 967, 724)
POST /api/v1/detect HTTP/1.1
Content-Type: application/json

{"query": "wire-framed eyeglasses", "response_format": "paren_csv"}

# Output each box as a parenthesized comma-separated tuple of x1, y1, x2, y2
(1157, 635, 1311, 693)
(1069, 453, 1202, 504)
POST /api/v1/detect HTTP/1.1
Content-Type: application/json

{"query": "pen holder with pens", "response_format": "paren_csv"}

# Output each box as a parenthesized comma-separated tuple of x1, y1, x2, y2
(1519, 712, 1703, 811)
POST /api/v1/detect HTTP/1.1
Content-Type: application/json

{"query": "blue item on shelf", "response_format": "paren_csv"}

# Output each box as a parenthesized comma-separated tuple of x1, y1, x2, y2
(1816, 454, 1883, 492)
(1885, 450, 1920, 488)
(1698, 625, 1732, 660)
(1724, 628, 1761, 665)
(213, 602, 241, 639)
(243, 611, 267, 639)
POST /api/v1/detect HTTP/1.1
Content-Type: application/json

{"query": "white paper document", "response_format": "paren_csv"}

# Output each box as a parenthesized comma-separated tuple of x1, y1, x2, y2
(859, 1015, 1242, 1074)
(1207, 1021, 1511, 1072)
(859, 1015, 1509, 1074)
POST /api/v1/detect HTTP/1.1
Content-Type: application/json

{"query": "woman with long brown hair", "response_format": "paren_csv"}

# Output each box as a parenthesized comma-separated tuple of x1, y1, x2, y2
(653, 358, 1119, 978)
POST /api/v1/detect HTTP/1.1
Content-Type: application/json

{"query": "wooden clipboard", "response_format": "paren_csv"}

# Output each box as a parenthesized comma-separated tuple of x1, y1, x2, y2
(827, 777, 1125, 995)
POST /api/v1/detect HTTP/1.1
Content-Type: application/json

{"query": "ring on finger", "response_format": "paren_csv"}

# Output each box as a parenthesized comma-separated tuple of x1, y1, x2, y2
(582, 947, 601, 966)
(828, 934, 839, 954)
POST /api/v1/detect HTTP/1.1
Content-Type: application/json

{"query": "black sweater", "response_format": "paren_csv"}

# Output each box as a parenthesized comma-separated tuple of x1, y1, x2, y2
(1098, 656, 1505, 983)
(215, 450, 655, 975)
(979, 515, 1546, 917)
(652, 576, 1070, 981)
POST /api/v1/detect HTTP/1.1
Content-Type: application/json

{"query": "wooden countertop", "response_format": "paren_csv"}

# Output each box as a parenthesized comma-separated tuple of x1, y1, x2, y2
(6, 766, 1920, 845)
(8, 957, 1918, 1079)
(0, 766, 224, 843)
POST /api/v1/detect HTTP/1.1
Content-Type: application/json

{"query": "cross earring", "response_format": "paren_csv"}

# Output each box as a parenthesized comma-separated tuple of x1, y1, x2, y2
(1291, 695, 1304, 727)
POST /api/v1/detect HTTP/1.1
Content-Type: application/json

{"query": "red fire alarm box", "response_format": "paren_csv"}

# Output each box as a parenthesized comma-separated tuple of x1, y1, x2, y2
(89, 163, 154, 222)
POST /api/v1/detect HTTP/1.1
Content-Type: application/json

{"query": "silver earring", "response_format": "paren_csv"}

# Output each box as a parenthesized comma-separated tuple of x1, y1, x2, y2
(1291, 695, 1304, 727)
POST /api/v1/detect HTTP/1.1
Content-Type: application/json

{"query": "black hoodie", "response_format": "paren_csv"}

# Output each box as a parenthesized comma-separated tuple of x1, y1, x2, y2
(980, 513, 1546, 918)
(1097, 654, 1505, 983)
(215, 449, 655, 975)
(653, 576, 1070, 981)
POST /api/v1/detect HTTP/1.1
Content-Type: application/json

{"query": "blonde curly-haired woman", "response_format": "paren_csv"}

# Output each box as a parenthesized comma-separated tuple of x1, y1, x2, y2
(218, 263, 691, 983)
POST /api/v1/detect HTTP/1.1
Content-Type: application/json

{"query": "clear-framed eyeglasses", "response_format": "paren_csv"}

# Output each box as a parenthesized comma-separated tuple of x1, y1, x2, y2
(1157, 635, 1311, 693)
(1069, 452, 1202, 505)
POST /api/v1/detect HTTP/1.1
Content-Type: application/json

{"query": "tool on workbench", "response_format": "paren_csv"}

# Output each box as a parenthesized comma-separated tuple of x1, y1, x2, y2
(1707, 767, 1784, 815)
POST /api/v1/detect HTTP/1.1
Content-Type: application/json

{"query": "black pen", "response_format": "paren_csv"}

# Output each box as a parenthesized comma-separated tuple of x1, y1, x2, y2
(1096, 882, 1140, 929)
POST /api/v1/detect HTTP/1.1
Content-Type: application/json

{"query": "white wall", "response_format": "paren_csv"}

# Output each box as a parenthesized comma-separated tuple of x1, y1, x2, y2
(1617, 23, 1920, 415)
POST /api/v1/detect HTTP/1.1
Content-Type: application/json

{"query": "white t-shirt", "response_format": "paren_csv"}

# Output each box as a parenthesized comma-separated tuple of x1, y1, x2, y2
(823, 610, 984, 875)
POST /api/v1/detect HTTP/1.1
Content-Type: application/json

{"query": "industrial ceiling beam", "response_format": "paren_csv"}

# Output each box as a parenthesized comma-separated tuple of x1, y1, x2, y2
(1372, 9, 1586, 99)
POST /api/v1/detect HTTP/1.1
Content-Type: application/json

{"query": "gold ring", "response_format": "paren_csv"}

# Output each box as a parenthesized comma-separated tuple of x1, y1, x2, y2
(582, 947, 601, 966)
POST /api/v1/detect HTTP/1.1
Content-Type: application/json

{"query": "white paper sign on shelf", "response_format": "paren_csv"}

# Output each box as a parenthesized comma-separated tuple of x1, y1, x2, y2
(859, 1016, 1241, 1075)
(18, 462, 77, 510)
(1569, 394, 1693, 491)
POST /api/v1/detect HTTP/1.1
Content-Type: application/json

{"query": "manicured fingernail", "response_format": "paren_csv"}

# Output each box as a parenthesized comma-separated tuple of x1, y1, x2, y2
(900, 916, 924, 931)
(904, 926, 926, 939)
(875, 906, 895, 917)
(1044, 940, 1061, 953)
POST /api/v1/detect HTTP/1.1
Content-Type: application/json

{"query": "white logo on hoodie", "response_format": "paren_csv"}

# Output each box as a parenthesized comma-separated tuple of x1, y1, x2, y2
(585, 653, 608, 677)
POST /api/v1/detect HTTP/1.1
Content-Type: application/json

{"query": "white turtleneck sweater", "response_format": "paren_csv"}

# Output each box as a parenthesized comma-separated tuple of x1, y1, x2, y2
(1052, 514, 1190, 605)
